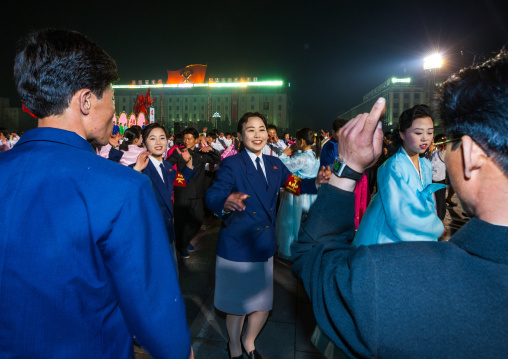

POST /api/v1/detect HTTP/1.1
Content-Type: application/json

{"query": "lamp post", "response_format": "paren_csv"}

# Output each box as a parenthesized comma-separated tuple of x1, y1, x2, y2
(212, 112, 221, 131)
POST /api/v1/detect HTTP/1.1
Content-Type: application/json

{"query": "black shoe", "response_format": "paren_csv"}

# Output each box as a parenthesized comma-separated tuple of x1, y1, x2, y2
(241, 340, 262, 359)
(187, 243, 195, 252)
(226, 342, 243, 359)
(179, 250, 190, 259)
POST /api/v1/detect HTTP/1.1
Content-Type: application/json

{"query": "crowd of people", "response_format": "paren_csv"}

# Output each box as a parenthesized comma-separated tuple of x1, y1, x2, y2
(1, 27, 507, 359)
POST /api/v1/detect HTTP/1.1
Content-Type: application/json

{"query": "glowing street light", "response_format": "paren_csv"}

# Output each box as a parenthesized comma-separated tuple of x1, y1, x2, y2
(423, 54, 443, 70)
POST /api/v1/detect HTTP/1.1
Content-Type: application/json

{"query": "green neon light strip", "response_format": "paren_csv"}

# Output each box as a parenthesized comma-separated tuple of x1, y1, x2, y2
(112, 80, 283, 89)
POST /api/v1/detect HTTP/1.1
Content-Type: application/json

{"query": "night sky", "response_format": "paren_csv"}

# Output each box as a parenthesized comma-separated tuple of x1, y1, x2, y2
(2, 0, 507, 131)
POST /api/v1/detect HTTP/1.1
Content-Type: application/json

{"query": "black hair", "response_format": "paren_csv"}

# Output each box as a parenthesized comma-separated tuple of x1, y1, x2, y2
(182, 127, 199, 139)
(390, 104, 434, 153)
(119, 128, 141, 151)
(142, 123, 168, 143)
(296, 127, 321, 157)
(237, 112, 268, 134)
(14, 29, 119, 119)
(266, 124, 277, 131)
(333, 118, 348, 133)
(440, 49, 508, 175)
(206, 132, 217, 141)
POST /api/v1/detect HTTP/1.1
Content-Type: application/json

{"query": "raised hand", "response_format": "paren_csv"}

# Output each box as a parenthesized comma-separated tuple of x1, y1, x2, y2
(316, 165, 331, 187)
(338, 98, 385, 173)
(223, 192, 250, 212)
(133, 150, 151, 172)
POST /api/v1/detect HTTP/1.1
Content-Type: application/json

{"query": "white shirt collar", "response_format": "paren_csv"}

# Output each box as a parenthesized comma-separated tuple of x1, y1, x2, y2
(149, 155, 165, 182)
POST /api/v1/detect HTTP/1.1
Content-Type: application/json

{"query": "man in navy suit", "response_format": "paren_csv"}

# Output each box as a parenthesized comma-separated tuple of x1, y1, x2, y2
(0, 29, 191, 358)
(292, 52, 508, 358)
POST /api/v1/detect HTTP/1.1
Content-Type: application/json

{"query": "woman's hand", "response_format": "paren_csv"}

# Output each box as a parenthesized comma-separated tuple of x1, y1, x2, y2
(283, 146, 293, 156)
(199, 145, 212, 153)
(224, 192, 250, 212)
(133, 151, 150, 172)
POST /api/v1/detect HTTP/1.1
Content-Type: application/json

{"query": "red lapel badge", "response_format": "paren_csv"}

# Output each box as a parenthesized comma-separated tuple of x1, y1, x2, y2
(273, 166, 278, 170)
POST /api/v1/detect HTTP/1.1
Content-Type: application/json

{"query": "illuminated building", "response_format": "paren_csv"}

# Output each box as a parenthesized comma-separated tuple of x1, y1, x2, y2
(340, 56, 451, 132)
(112, 70, 290, 133)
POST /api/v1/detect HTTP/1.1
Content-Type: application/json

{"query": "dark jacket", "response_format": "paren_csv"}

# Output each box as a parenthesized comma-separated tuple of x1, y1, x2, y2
(292, 183, 508, 358)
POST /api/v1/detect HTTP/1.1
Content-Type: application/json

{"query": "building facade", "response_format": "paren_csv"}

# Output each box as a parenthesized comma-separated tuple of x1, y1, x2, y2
(113, 79, 290, 134)
(340, 68, 451, 133)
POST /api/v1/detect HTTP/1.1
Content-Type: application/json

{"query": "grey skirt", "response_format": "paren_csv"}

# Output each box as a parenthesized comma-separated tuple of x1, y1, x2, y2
(214, 255, 273, 315)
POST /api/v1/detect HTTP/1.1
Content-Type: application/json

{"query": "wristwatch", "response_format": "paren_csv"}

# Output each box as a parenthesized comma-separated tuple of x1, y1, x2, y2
(331, 158, 363, 181)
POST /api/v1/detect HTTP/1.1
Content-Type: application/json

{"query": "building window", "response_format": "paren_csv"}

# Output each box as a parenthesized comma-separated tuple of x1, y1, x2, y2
(176, 114, 180, 119)
(193, 98, 197, 102)
(176, 106, 180, 110)
(217, 97, 221, 102)
(403, 93, 409, 100)
(393, 112, 399, 119)
(169, 106, 172, 111)
(193, 114, 197, 119)
(201, 106, 204, 110)
(414, 93, 420, 99)
(122, 106, 125, 111)
(278, 105, 282, 110)
(217, 105, 221, 111)
(393, 93, 399, 99)
(251, 96, 255, 101)
(251, 105, 254, 110)
(185, 105, 188, 110)
(225, 105, 228, 110)
(185, 98, 188, 102)
(193, 106, 197, 110)
(201, 97, 205, 102)
(169, 98, 172, 102)
(176, 98, 180, 102)
(263, 102, 269, 110)
(123, 98, 126, 103)
(403, 103, 410, 110)
(185, 114, 188, 119)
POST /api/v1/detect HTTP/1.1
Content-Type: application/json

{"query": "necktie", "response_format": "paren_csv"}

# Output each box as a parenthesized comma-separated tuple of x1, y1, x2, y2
(256, 157, 268, 188)
(270, 143, 273, 156)
(160, 163, 166, 183)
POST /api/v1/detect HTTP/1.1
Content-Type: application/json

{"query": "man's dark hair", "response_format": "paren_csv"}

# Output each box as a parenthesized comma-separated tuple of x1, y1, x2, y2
(440, 50, 508, 175)
(237, 112, 268, 133)
(14, 28, 119, 119)
(333, 118, 348, 132)
(182, 127, 199, 139)
(206, 132, 217, 141)
(266, 124, 277, 131)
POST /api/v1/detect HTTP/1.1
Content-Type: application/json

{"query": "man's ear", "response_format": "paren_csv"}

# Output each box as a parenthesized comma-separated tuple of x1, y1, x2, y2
(462, 135, 486, 178)
(79, 89, 92, 115)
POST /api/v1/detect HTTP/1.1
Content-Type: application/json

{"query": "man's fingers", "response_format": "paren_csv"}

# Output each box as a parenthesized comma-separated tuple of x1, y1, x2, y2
(363, 97, 386, 134)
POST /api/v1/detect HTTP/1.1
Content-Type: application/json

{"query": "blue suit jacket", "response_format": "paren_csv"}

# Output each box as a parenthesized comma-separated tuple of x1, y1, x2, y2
(0, 128, 190, 359)
(138, 160, 195, 243)
(205, 150, 317, 262)
(320, 137, 337, 167)
(292, 184, 508, 358)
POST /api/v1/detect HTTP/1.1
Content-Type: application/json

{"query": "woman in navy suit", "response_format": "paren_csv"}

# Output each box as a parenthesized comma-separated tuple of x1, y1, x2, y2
(132, 123, 196, 268)
(206, 112, 327, 359)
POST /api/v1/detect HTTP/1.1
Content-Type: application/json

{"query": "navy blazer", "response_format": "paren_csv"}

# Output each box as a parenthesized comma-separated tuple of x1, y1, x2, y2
(139, 160, 195, 243)
(205, 150, 317, 262)
(292, 184, 508, 358)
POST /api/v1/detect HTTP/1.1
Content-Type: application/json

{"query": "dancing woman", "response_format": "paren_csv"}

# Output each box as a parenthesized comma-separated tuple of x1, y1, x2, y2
(353, 104, 445, 246)
(206, 112, 328, 359)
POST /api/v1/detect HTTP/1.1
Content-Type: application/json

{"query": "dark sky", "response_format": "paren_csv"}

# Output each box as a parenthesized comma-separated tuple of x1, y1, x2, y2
(2, 0, 508, 130)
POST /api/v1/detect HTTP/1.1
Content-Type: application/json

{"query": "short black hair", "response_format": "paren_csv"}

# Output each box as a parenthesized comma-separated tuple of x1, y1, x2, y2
(440, 50, 508, 174)
(266, 124, 277, 131)
(14, 28, 119, 119)
(333, 118, 348, 132)
(182, 127, 199, 139)
(206, 132, 217, 140)
(237, 112, 268, 134)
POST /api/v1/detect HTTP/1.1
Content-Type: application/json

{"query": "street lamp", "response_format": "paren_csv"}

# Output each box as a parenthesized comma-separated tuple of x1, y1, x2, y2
(423, 54, 443, 70)
(212, 112, 221, 130)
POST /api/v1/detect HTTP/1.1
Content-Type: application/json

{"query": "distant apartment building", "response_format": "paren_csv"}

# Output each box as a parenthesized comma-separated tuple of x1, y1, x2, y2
(0, 97, 37, 132)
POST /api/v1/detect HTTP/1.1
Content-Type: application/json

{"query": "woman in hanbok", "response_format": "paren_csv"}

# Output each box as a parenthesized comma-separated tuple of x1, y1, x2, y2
(276, 128, 320, 259)
(118, 127, 145, 166)
(353, 104, 445, 246)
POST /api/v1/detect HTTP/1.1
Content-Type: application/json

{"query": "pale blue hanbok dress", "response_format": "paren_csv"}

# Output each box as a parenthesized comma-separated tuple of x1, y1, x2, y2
(353, 146, 445, 246)
(276, 149, 320, 258)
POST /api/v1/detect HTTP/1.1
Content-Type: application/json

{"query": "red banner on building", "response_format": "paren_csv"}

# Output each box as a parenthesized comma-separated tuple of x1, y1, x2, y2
(166, 65, 207, 84)
(232, 92, 238, 122)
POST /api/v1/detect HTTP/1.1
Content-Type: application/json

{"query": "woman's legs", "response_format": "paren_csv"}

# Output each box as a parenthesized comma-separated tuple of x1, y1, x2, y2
(226, 314, 245, 357)
(242, 310, 270, 352)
